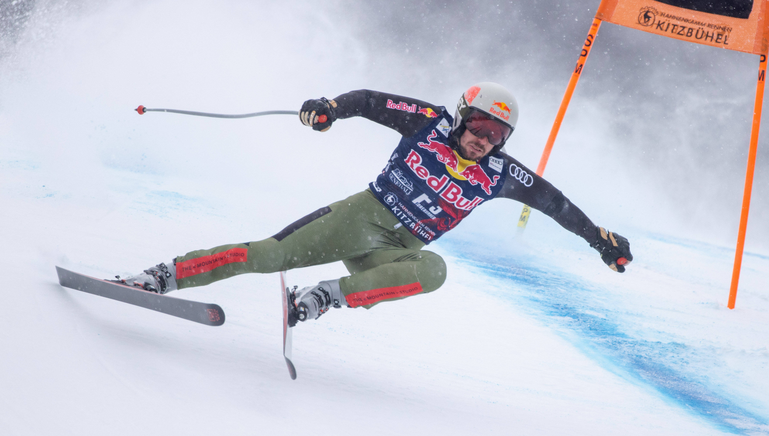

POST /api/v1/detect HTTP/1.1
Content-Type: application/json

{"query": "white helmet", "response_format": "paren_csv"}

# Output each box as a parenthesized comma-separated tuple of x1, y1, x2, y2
(451, 82, 518, 155)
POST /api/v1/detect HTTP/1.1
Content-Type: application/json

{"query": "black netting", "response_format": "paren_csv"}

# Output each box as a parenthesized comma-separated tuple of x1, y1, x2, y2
(654, 0, 753, 19)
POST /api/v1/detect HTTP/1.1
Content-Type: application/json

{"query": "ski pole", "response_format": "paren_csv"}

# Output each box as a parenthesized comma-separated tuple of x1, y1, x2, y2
(134, 105, 327, 123)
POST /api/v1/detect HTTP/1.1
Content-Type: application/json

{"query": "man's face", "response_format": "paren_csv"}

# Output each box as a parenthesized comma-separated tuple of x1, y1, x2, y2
(458, 128, 494, 161)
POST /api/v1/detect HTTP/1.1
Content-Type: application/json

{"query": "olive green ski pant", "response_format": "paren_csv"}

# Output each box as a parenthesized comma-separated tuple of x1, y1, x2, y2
(174, 189, 446, 308)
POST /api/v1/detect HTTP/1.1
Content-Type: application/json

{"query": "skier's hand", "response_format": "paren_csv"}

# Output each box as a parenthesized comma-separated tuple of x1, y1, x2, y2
(300, 97, 337, 132)
(590, 227, 633, 273)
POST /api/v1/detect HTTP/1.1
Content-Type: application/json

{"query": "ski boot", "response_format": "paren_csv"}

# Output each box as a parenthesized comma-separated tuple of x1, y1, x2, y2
(116, 261, 177, 294)
(288, 279, 347, 324)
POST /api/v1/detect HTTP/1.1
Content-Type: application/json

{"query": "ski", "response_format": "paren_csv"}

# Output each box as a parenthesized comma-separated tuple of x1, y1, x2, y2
(280, 271, 297, 380)
(56, 266, 225, 326)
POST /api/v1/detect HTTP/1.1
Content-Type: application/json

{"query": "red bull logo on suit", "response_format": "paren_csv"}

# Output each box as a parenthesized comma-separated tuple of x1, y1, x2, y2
(459, 164, 499, 195)
(417, 131, 458, 169)
(417, 107, 439, 118)
(416, 130, 500, 195)
(370, 115, 505, 244)
(404, 150, 484, 211)
(386, 99, 417, 113)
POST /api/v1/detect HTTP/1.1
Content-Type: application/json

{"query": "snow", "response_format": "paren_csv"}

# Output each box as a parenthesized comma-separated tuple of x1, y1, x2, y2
(1, 1, 768, 435)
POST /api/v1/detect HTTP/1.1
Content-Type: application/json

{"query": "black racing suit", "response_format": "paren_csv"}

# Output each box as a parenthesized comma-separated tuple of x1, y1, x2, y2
(173, 90, 597, 308)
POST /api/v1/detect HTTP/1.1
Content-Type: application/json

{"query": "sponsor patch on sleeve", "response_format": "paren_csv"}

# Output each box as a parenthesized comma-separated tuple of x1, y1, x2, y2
(488, 156, 504, 173)
(437, 118, 451, 137)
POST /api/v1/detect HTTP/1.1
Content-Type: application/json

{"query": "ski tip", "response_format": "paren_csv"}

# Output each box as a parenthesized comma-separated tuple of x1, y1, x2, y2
(206, 304, 226, 326)
(55, 265, 73, 286)
(285, 357, 297, 380)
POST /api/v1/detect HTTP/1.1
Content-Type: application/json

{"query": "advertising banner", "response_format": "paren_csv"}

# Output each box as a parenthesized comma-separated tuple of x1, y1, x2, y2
(597, 0, 769, 54)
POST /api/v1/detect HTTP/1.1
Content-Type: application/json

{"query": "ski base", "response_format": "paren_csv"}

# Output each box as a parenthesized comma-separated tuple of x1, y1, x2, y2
(280, 271, 297, 380)
(56, 266, 225, 326)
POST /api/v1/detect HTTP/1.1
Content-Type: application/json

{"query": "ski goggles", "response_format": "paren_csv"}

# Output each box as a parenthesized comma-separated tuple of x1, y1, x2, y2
(464, 110, 513, 146)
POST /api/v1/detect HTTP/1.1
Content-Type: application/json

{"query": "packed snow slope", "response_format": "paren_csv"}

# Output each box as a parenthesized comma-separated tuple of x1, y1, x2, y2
(1, 1, 768, 435)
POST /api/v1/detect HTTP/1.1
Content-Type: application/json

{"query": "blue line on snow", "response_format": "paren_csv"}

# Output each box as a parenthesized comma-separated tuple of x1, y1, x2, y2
(442, 240, 768, 435)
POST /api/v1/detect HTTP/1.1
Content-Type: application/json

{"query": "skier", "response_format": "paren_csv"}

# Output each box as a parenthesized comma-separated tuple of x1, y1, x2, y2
(119, 82, 633, 325)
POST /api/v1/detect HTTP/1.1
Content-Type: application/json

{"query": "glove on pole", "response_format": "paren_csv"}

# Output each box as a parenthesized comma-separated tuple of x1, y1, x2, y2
(299, 97, 337, 132)
(590, 227, 633, 273)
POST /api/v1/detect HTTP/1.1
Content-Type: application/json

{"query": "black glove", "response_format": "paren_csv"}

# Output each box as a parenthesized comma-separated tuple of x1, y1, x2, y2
(590, 227, 633, 273)
(299, 97, 337, 132)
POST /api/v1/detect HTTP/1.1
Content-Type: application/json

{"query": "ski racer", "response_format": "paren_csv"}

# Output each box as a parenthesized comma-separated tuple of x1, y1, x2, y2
(119, 82, 633, 325)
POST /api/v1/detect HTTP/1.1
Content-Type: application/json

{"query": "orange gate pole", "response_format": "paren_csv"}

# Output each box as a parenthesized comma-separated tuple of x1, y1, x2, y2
(518, 16, 603, 230)
(728, 53, 767, 309)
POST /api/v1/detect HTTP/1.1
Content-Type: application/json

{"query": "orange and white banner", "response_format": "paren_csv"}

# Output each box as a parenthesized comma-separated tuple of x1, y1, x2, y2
(597, 0, 769, 54)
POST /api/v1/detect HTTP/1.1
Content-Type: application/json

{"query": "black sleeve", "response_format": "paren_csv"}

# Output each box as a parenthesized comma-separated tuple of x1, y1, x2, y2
(331, 90, 443, 137)
(497, 152, 598, 244)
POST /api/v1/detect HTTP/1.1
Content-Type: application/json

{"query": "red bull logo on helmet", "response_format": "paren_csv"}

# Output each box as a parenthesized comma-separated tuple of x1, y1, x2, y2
(492, 101, 511, 113)
(489, 100, 511, 121)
